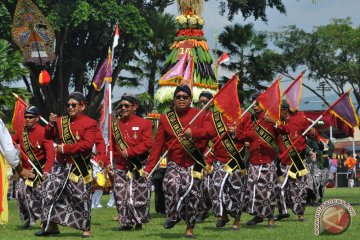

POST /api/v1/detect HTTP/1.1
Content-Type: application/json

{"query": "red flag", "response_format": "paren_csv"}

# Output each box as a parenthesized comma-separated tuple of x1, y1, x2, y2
(329, 91, 359, 128)
(11, 97, 27, 132)
(216, 52, 230, 65)
(213, 75, 242, 123)
(257, 79, 282, 122)
(283, 70, 305, 112)
(112, 22, 119, 52)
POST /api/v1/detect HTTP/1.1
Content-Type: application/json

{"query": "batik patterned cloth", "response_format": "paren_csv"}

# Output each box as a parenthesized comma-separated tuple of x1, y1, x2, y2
(277, 164, 307, 216)
(244, 162, 278, 219)
(163, 161, 201, 228)
(16, 178, 42, 224)
(209, 160, 246, 219)
(40, 163, 92, 231)
(113, 170, 151, 227)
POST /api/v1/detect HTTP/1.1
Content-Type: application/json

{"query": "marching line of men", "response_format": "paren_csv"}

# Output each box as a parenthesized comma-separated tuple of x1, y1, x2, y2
(5, 86, 323, 238)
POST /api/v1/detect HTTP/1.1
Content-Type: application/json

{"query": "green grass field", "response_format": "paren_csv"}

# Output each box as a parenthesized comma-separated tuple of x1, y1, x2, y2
(1, 188, 359, 239)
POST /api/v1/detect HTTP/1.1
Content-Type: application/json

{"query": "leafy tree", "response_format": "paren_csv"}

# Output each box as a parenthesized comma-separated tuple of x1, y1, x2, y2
(0, 39, 30, 122)
(218, 23, 281, 103)
(121, 12, 176, 113)
(272, 18, 360, 114)
(0, 1, 157, 119)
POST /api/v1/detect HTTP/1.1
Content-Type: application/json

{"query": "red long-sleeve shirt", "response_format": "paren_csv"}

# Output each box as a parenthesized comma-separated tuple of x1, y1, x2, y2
(201, 113, 246, 164)
(109, 115, 152, 170)
(12, 124, 55, 173)
(45, 114, 97, 168)
(278, 112, 311, 165)
(240, 112, 284, 165)
(145, 108, 204, 173)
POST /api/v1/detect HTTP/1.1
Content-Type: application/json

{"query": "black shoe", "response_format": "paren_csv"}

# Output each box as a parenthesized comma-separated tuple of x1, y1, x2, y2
(23, 219, 30, 229)
(274, 213, 290, 221)
(118, 225, 133, 231)
(163, 218, 180, 229)
(196, 211, 210, 223)
(216, 217, 230, 228)
(246, 216, 264, 226)
(34, 229, 60, 236)
(134, 224, 142, 230)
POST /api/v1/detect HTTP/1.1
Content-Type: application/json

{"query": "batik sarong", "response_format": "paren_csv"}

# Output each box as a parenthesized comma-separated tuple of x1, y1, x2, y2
(16, 178, 42, 224)
(277, 164, 307, 216)
(244, 162, 277, 219)
(209, 160, 247, 219)
(163, 161, 201, 228)
(113, 170, 151, 227)
(40, 163, 92, 231)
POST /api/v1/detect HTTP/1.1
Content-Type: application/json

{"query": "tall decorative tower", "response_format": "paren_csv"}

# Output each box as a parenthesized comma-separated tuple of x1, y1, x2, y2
(154, 0, 218, 107)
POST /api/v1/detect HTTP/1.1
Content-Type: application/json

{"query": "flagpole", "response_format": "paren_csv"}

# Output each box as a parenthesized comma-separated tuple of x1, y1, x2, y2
(12, 93, 49, 125)
(149, 76, 240, 178)
(12, 139, 43, 177)
(279, 92, 349, 160)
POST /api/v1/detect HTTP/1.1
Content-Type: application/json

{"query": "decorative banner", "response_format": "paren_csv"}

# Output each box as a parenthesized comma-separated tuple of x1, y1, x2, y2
(176, 40, 194, 60)
(11, 0, 55, 65)
(330, 91, 359, 128)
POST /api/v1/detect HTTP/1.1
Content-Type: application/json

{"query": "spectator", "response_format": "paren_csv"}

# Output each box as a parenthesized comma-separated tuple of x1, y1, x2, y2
(345, 154, 357, 188)
(328, 157, 338, 187)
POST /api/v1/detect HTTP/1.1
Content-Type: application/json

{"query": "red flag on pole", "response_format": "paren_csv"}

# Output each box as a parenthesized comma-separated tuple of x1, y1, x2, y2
(216, 52, 230, 65)
(283, 70, 305, 112)
(329, 90, 359, 128)
(11, 96, 27, 132)
(213, 75, 242, 123)
(257, 78, 282, 122)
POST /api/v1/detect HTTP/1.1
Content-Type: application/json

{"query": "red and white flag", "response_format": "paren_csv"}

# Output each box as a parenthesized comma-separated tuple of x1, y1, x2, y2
(216, 52, 230, 65)
(112, 22, 119, 53)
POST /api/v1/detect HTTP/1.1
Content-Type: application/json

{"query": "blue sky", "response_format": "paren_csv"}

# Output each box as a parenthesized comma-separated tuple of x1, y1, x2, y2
(160, 0, 360, 110)
(112, 1, 360, 110)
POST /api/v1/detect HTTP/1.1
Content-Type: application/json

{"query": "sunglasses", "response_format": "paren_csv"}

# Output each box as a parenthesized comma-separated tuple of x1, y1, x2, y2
(198, 100, 209, 105)
(67, 103, 79, 109)
(175, 95, 190, 100)
(24, 115, 36, 119)
(119, 104, 133, 109)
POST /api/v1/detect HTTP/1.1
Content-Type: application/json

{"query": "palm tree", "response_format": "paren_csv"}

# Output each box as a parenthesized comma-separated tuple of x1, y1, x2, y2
(218, 23, 280, 103)
(120, 12, 176, 113)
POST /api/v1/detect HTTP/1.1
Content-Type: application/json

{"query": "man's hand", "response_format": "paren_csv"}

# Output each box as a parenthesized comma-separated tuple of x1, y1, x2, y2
(179, 128, 192, 140)
(263, 115, 276, 124)
(19, 169, 35, 179)
(106, 164, 114, 176)
(49, 113, 57, 125)
(143, 171, 150, 181)
(56, 143, 64, 153)
(42, 172, 49, 181)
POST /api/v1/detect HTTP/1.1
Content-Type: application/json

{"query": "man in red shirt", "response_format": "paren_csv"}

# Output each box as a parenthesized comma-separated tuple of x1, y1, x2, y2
(36, 92, 97, 238)
(144, 85, 206, 238)
(201, 101, 248, 230)
(275, 100, 310, 222)
(242, 94, 284, 227)
(105, 93, 152, 231)
(12, 106, 55, 229)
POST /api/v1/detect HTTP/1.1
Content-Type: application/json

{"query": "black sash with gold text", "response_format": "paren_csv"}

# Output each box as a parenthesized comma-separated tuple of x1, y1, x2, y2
(23, 128, 45, 183)
(281, 134, 308, 178)
(252, 115, 277, 151)
(61, 116, 92, 183)
(112, 121, 143, 173)
(212, 111, 246, 172)
(166, 110, 206, 175)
